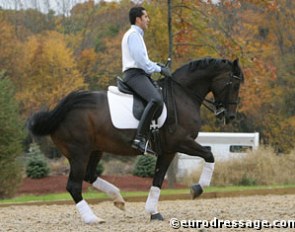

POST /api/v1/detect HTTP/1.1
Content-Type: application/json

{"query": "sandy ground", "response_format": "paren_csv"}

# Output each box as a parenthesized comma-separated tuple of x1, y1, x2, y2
(0, 194, 294, 232)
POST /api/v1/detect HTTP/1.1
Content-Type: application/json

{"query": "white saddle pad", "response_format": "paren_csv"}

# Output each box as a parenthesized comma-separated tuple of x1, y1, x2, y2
(107, 86, 167, 129)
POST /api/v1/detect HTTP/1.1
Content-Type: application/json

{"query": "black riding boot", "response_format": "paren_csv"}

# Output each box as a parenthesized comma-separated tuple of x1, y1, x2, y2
(132, 101, 159, 155)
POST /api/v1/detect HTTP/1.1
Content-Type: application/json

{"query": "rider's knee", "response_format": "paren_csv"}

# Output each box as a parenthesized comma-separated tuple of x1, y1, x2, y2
(151, 96, 163, 108)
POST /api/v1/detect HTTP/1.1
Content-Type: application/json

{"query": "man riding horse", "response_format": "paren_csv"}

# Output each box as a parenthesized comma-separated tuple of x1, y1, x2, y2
(121, 6, 172, 155)
(27, 6, 244, 224)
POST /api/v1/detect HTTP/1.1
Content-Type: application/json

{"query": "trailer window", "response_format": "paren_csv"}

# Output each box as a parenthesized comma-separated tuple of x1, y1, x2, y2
(230, 145, 253, 153)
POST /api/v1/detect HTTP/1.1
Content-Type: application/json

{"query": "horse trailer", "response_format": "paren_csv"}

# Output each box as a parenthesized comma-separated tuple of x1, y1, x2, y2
(176, 132, 259, 179)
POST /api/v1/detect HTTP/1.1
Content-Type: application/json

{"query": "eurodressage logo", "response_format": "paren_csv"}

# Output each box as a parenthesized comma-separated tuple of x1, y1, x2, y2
(169, 217, 295, 230)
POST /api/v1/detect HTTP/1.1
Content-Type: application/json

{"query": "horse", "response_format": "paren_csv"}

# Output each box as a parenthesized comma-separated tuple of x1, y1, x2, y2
(27, 57, 244, 224)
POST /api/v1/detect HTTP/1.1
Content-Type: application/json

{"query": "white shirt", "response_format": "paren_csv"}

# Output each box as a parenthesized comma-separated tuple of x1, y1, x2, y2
(121, 25, 161, 74)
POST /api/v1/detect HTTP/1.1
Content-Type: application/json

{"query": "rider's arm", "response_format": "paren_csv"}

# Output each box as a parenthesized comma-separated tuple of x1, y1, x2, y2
(127, 32, 161, 75)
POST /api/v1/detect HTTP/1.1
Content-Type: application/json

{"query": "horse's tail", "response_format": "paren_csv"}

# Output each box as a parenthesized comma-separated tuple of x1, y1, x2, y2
(28, 90, 97, 136)
(28, 110, 54, 136)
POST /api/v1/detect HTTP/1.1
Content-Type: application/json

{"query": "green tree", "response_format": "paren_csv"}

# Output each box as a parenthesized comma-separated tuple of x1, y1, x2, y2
(133, 155, 157, 178)
(0, 72, 24, 198)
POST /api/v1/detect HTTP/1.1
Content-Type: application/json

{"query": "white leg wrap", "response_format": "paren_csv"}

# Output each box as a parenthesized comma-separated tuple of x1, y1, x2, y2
(92, 177, 124, 203)
(76, 200, 104, 224)
(199, 162, 215, 188)
(145, 186, 161, 214)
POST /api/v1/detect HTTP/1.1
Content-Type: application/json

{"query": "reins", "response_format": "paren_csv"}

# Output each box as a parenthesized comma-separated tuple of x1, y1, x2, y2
(166, 77, 221, 116)
(166, 73, 242, 117)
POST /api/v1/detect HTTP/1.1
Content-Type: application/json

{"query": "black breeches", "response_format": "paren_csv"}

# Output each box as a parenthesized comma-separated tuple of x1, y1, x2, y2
(123, 69, 163, 109)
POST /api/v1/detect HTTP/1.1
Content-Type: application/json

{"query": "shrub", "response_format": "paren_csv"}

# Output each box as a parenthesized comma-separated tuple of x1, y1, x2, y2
(238, 175, 257, 186)
(133, 155, 157, 178)
(0, 74, 24, 198)
(26, 143, 50, 179)
(96, 162, 104, 176)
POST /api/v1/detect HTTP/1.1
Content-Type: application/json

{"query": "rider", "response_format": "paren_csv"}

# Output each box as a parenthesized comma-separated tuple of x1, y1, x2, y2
(121, 6, 172, 155)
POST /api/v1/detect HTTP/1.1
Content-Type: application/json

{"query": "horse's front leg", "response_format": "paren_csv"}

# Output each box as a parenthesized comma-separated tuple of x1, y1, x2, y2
(178, 138, 215, 199)
(145, 153, 175, 221)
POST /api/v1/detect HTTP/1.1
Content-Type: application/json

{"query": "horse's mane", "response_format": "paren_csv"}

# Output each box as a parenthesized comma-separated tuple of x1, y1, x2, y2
(174, 57, 232, 74)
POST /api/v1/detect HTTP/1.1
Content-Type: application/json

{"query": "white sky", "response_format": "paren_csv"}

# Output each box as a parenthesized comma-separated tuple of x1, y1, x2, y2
(0, 0, 124, 15)
(0, 0, 217, 15)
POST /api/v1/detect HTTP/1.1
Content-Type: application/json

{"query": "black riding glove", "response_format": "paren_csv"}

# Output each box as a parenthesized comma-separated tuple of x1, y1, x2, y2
(160, 66, 172, 78)
(157, 62, 166, 68)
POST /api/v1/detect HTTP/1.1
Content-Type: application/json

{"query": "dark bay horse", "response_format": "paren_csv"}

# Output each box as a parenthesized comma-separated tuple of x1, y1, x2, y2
(28, 57, 244, 223)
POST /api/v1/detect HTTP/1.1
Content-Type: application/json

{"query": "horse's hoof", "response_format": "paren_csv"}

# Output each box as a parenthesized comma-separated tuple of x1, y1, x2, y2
(86, 216, 106, 224)
(190, 184, 203, 199)
(114, 201, 125, 211)
(150, 212, 164, 221)
(96, 217, 106, 224)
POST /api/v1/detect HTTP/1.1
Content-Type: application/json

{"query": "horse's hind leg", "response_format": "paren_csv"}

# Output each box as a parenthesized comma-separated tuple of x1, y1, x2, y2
(66, 147, 105, 224)
(84, 151, 125, 210)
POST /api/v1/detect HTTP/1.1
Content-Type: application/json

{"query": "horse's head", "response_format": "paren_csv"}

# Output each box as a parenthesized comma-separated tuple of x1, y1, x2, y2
(211, 59, 244, 124)
(171, 57, 244, 123)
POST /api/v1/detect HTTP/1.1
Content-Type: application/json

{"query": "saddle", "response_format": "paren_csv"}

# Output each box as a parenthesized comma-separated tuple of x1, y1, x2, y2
(116, 77, 163, 121)
(107, 79, 167, 130)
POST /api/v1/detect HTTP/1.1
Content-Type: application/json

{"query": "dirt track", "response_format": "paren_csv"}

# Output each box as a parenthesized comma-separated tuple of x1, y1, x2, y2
(1, 194, 294, 232)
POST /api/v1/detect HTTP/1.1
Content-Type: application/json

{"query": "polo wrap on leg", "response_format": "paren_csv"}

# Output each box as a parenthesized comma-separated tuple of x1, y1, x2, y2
(145, 186, 161, 214)
(199, 162, 215, 188)
(76, 200, 100, 224)
(92, 177, 124, 202)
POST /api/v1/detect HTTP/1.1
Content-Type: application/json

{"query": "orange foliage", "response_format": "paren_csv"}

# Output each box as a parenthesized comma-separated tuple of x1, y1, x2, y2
(0, 0, 293, 151)
(0, 21, 21, 76)
(16, 31, 86, 116)
(77, 48, 98, 84)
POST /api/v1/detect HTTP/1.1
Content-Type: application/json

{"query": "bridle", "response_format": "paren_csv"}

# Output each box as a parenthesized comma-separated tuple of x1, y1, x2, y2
(169, 72, 242, 119)
(203, 73, 243, 118)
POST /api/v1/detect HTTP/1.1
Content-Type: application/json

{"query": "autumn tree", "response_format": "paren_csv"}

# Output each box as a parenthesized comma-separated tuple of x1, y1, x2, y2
(143, 2, 170, 64)
(16, 31, 86, 116)
(76, 48, 99, 89)
(0, 19, 21, 77)
(0, 0, 294, 152)
(235, 0, 295, 152)
(63, 1, 131, 89)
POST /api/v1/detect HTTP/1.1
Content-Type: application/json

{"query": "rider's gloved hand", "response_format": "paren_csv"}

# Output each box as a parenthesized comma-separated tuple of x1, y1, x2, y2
(160, 66, 172, 78)
(157, 63, 166, 68)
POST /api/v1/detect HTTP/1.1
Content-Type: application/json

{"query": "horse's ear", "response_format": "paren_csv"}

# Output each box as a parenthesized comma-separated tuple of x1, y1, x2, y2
(233, 58, 239, 66)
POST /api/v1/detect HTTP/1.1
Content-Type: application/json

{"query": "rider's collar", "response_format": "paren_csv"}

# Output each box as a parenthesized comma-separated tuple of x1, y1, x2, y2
(131, 25, 144, 37)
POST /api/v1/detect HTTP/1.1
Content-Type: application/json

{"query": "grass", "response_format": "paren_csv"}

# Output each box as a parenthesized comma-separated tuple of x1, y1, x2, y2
(186, 146, 295, 186)
(0, 188, 187, 205)
(1, 146, 294, 205)
(1, 184, 295, 205)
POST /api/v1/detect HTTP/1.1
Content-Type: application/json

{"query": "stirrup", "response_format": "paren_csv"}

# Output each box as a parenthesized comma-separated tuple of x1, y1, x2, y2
(132, 139, 156, 156)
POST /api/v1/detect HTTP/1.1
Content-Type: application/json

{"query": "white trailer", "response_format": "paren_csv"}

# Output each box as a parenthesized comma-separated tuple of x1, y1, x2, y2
(176, 132, 259, 179)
